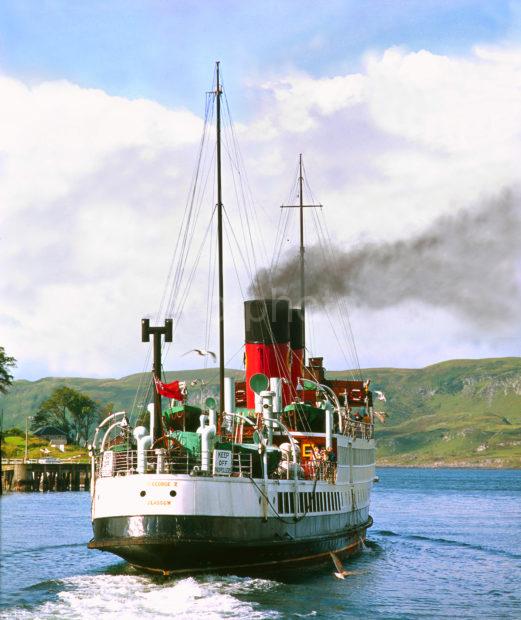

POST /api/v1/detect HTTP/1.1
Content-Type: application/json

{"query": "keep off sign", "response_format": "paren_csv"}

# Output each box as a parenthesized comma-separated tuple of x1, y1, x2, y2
(212, 449, 233, 475)
(101, 450, 115, 477)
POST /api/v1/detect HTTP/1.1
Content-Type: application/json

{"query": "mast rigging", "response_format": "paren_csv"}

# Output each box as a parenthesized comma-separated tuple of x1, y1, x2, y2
(280, 154, 321, 364)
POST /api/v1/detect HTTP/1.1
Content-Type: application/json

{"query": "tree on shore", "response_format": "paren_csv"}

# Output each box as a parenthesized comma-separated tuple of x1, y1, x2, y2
(100, 402, 115, 420)
(0, 347, 16, 394)
(1, 347, 16, 494)
(32, 386, 100, 446)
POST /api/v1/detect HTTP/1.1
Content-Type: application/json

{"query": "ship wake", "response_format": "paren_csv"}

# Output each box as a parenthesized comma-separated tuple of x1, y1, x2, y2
(3, 574, 283, 620)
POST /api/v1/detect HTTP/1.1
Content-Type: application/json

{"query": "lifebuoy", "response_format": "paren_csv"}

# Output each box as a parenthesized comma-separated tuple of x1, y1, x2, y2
(350, 388, 363, 402)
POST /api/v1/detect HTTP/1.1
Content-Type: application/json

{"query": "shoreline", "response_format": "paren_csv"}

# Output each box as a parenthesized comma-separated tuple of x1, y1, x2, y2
(376, 462, 520, 470)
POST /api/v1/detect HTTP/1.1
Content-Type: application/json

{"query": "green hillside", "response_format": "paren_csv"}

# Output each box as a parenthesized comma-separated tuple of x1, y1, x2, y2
(0, 368, 244, 430)
(1, 358, 520, 467)
(329, 357, 521, 468)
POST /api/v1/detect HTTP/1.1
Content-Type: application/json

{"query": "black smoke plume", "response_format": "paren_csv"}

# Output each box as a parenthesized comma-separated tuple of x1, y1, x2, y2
(250, 191, 521, 327)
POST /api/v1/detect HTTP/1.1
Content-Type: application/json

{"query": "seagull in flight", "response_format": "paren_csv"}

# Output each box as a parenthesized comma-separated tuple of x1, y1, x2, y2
(375, 390, 387, 402)
(182, 348, 217, 362)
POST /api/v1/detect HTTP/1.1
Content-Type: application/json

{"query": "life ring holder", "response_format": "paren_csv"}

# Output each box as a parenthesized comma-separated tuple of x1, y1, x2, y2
(151, 434, 182, 452)
(350, 388, 363, 402)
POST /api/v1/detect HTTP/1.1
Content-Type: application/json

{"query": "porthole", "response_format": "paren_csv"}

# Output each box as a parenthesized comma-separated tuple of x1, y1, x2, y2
(169, 490, 177, 497)
(140, 490, 146, 497)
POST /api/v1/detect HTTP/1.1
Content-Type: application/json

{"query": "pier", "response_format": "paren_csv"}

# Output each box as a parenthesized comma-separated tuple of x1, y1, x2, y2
(1, 460, 91, 492)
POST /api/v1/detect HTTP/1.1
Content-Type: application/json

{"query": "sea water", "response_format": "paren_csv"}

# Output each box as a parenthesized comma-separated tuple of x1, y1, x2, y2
(1, 468, 520, 619)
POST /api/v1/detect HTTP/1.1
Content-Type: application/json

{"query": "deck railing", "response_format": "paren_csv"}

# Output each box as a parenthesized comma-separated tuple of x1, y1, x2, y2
(301, 460, 337, 483)
(95, 449, 253, 479)
(343, 419, 373, 440)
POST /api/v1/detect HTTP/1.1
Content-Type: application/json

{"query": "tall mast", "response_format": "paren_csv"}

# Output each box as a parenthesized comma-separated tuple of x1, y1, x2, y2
(298, 154, 306, 363)
(281, 155, 321, 366)
(216, 62, 225, 415)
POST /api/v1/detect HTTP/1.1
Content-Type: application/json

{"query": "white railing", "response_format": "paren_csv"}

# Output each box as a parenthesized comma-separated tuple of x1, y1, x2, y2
(95, 449, 253, 479)
(343, 420, 374, 440)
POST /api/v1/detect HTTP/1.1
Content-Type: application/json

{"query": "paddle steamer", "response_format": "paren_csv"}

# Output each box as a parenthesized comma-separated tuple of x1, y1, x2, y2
(88, 64, 376, 574)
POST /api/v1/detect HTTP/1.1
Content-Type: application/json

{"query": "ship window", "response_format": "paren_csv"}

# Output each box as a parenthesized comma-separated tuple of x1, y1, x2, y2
(318, 493, 323, 512)
(283, 493, 288, 513)
(289, 493, 295, 513)
(278, 493, 283, 513)
(299, 493, 304, 513)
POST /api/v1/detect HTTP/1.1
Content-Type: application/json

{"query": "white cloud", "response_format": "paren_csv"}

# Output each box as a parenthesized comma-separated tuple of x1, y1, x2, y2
(366, 46, 521, 154)
(253, 71, 365, 134)
(2, 44, 521, 380)
(0, 77, 201, 215)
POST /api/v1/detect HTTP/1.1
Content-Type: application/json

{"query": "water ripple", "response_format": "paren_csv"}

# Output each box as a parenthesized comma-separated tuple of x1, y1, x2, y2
(372, 529, 521, 561)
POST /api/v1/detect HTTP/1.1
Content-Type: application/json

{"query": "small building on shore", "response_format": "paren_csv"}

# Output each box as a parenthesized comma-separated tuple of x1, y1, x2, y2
(33, 426, 68, 452)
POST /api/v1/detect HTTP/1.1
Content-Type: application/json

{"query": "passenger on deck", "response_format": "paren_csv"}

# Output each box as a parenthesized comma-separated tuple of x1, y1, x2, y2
(325, 447, 336, 483)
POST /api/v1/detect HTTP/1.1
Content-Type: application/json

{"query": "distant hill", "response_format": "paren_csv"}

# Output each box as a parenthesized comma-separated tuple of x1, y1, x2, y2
(329, 357, 521, 468)
(1, 358, 520, 467)
(0, 368, 244, 429)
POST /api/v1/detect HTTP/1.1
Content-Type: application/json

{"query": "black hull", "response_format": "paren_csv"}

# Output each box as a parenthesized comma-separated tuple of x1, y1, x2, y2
(89, 514, 372, 574)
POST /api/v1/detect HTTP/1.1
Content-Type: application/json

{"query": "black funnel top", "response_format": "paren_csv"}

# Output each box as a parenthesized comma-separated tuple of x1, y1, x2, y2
(290, 308, 304, 349)
(244, 299, 290, 344)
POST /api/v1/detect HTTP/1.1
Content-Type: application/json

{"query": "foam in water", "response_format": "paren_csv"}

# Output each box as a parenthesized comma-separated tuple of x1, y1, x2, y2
(2, 574, 282, 620)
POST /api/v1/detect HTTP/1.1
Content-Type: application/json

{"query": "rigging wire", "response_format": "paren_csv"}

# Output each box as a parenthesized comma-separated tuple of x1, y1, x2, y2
(223, 207, 247, 300)
(301, 162, 362, 378)
(129, 91, 215, 423)
(130, 67, 365, 426)
(311, 205, 362, 378)
(130, 88, 218, 422)
(218, 85, 296, 394)
(204, 206, 218, 369)
(223, 89, 270, 271)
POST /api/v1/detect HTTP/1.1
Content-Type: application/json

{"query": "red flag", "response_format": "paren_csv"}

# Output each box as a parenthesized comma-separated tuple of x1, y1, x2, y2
(154, 377, 185, 401)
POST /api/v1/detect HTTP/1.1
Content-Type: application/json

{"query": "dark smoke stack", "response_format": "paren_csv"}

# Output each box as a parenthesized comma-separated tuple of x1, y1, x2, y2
(289, 308, 304, 390)
(244, 299, 291, 408)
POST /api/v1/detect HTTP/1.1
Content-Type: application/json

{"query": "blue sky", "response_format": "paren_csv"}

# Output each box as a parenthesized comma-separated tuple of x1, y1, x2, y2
(0, 1, 515, 113)
(1, 1, 520, 380)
